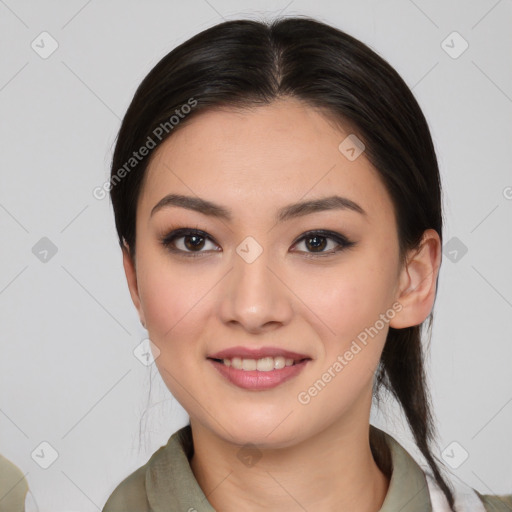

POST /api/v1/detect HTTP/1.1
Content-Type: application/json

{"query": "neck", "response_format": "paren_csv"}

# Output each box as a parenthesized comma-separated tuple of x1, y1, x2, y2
(189, 416, 390, 512)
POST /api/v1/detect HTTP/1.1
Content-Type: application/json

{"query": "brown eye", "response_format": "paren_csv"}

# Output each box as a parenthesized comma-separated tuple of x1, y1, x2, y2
(304, 234, 328, 252)
(161, 228, 219, 257)
(292, 230, 356, 257)
(183, 234, 206, 251)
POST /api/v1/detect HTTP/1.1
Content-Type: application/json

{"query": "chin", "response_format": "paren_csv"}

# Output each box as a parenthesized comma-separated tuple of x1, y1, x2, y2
(211, 414, 305, 449)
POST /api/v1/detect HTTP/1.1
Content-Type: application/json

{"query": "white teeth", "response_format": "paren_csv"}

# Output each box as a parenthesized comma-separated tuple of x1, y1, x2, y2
(255, 357, 273, 371)
(274, 356, 286, 369)
(220, 356, 299, 371)
(231, 357, 243, 370)
(242, 359, 257, 371)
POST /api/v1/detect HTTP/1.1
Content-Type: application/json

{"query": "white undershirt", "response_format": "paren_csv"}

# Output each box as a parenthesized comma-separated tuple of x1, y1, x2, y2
(424, 471, 486, 512)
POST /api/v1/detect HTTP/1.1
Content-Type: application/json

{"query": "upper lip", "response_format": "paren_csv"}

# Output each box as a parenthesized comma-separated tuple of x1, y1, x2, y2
(208, 346, 311, 361)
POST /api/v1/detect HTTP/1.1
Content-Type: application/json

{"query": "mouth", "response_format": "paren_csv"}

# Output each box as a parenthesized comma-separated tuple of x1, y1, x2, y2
(206, 346, 312, 390)
(206, 348, 312, 390)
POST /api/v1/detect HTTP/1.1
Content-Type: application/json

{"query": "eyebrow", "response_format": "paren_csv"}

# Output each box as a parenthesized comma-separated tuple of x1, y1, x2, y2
(150, 193, 366, 223)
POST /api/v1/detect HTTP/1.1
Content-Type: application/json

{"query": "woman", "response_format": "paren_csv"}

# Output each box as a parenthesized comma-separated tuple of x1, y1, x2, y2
(102, 16, 511, 511)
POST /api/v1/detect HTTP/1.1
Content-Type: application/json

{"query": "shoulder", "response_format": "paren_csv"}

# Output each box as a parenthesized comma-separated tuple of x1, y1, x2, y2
(476, 491, 512, 512)
(102, 464, 149, 512)
(0, 454, 29, 511)
(102, 443, 168, 512)
(102, 425, 197, 511)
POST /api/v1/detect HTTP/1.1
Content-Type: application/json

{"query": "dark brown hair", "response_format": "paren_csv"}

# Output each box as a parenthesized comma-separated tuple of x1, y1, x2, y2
(109, 16, 453, 509)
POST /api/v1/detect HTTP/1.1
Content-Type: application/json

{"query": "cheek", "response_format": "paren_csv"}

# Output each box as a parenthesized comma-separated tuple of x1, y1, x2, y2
(296, 258, 397, 342)
(139, 266, 207, 401)
(139, 273, 180, 335)
(137, 253, 206, 349)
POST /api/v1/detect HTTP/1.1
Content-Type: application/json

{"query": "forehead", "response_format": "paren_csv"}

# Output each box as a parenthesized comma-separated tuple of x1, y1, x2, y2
(138, 98, 394, 224)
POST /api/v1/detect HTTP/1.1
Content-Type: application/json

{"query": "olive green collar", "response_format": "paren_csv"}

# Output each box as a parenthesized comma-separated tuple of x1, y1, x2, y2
(145, 424, 432, 511)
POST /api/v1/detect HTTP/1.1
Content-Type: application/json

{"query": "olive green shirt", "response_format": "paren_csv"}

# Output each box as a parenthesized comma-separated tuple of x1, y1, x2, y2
(103, 425, 512, 511)
(0, 454, 29, 512)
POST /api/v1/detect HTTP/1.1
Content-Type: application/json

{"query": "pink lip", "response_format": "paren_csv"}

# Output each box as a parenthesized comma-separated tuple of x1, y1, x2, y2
(208, 346, 310, 361)
(209, 359, 310, 390)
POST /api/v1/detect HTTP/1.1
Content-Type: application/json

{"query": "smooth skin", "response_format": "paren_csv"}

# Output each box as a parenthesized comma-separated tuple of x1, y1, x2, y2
(122, 97, 441, 512)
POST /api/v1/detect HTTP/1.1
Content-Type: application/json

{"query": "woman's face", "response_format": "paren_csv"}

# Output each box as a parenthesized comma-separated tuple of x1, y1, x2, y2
(125, 98, 413, 448)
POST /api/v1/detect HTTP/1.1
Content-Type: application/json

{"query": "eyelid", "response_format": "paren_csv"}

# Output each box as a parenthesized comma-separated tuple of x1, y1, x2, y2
(160, 228, 219, 257)
(291, 230, 355, 255)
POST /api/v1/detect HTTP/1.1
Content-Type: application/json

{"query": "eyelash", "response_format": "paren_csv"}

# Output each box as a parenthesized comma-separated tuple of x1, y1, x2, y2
(159, 227, 356, 259)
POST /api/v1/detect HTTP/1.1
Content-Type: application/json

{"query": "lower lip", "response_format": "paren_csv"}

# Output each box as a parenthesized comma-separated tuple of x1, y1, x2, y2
(208, 359, 309, 390)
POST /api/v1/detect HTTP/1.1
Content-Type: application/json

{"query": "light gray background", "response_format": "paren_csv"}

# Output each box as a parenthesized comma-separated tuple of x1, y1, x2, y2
(1, 1, 511, 510)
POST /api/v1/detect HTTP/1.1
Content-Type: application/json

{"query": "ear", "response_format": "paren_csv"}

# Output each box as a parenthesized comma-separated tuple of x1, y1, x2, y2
(122, 239, 146, 328)
(389, 229, 441, 329)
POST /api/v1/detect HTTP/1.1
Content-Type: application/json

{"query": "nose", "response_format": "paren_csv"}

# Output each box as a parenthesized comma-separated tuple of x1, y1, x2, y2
(217, 245, 294, 334)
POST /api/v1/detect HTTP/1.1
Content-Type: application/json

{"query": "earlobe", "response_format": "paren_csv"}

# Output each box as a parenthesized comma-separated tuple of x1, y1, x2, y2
(122, 240, 146, 327)
(389, 229, 441, 329)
